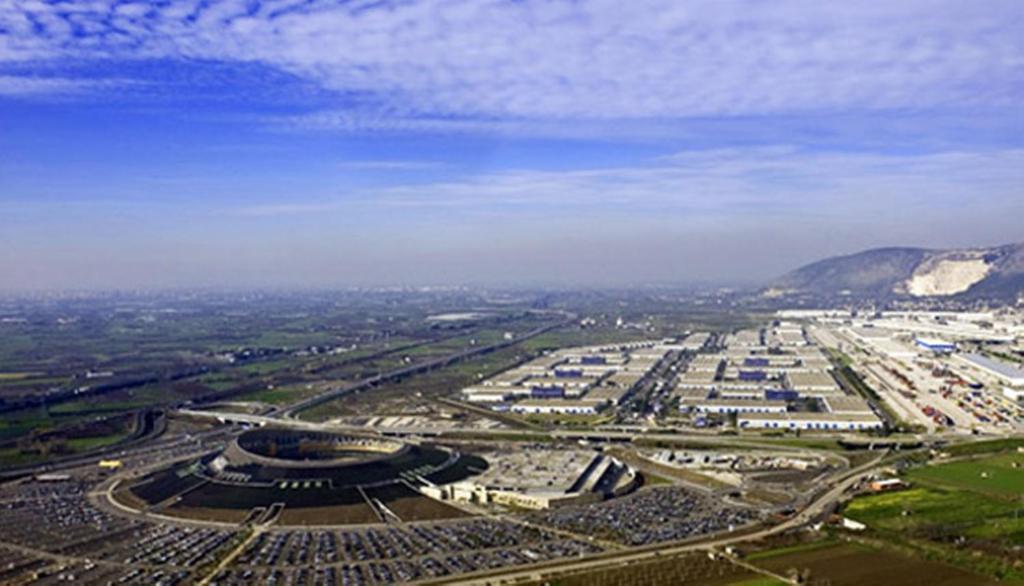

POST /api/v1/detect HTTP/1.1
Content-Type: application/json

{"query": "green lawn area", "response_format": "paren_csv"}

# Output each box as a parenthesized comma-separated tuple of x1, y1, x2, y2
(944, 437, 1024, 457)
(845, 487, 1017, 532)
(906, 452, 1024, 498)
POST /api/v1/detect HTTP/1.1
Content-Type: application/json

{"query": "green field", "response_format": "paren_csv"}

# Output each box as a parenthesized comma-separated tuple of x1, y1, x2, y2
(0, 412, 59, 442)
(842, 452, 1024, 582)
(944, 437, 1024, 457)
(906, 452, 1024, 498)
(0, 428, 133, 468)
(845, 487, 1019, 535)
(0, 372, 38, 381)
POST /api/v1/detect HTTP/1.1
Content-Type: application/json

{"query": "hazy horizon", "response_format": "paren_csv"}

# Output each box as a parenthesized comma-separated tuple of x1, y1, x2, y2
(2, 1, 1023, 291)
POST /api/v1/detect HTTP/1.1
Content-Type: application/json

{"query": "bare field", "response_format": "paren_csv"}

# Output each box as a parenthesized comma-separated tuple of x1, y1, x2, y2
(524, 552, 771, 586)
(751, 541, 999, 586)
(275, 503, 380, 526)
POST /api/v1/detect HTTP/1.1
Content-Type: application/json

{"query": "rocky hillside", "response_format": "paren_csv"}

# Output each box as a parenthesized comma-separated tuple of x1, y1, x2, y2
(767, 242, 1024, 301)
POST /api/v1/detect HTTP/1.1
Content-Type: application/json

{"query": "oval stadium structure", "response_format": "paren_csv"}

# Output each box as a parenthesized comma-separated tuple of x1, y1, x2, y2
(115, 428, 487, 526)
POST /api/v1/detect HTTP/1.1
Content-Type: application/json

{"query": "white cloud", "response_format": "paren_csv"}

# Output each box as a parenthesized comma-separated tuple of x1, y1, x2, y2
(234, 147, 1024, 218)
(0, 74, 127, 96)
(336, 160, 444, 171)
(1, 0, 1021, 121)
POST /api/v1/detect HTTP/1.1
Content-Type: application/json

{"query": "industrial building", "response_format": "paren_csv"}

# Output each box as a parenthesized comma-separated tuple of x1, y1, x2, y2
(821, 395, 874, 414)
(914, 337, 956, 353)
(423, 451, 637, 510)
(670, 319, 889, 434)
(738, 412, 883, 431)
(785, 371, 842, 395)
(461, 340, 675, 415)
(680, 332, 711, 351)
(954, 353, 1024, 386)
(727, 329, 762, 347)
(1003, 387, 1024, 404)
(685, 399, 787, 414)
(510, 399, 605, 415)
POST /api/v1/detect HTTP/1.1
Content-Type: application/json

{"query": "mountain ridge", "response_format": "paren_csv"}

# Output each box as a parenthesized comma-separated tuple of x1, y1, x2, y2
(768, 242, 1024, 301)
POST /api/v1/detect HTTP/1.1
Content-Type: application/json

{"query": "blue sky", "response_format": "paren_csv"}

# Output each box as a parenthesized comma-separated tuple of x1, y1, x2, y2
(1, 0, 1023, 290)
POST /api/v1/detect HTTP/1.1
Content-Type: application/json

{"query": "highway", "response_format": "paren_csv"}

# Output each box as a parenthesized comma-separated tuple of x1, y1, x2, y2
(176, 407, 904, 457)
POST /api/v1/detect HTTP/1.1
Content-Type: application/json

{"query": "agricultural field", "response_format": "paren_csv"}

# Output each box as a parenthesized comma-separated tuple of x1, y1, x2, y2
(0, 411, 143, 468)
(749, 539, 1000, 585)
(943, 437, 1024, 457)
(906, 452, 1024, 498)
(0, 290, 561, 453)
(526, 552, 777, 586)
(298, 343, 538, 421)
(842, 449, 1024, 582)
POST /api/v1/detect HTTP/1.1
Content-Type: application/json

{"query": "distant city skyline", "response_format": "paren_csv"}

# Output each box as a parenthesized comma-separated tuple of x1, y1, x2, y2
(2, 1, 1022, 291)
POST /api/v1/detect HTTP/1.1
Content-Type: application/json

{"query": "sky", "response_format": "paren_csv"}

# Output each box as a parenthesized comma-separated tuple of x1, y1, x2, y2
(1, 0, 1023, 291)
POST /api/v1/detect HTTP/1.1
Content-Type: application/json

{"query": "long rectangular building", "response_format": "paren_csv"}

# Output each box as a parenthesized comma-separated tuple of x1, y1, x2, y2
(738, 412, 882, 431)
(510, 399, 605, 415)
(685, 399, 787, 414)
(954, 353, 1024, 386)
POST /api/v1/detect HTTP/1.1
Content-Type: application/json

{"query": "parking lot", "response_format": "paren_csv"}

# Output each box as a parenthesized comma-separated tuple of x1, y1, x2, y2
(212, 518, 602, 585)
(528, 486, 761, 546)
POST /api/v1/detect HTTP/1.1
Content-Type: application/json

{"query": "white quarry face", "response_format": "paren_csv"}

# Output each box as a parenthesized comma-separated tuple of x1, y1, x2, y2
(903, 257, 992, 297)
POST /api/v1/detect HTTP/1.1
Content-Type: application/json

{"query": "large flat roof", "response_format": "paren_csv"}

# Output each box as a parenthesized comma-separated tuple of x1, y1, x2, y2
(739, 411, 880, 423)
(786, 371, 839, 389)
(957, 353, 1024, 383)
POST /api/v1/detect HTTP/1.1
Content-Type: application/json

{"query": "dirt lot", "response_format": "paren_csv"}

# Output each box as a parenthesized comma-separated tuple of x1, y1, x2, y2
(275, 503, 380, 526)
(526, 552, 770, 586)
(751, 540, 999, 586)
(375, 493, 471, 522)
(161, 504, 250, 524)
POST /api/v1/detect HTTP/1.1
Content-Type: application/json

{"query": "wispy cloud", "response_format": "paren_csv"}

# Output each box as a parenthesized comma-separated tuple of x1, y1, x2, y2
(0, 74, 131, 96)
(337, 160, 444, 171)
(234, 202, 346, 217)
(233, 147, 1024, 218)
(1, 1, 1021, 125)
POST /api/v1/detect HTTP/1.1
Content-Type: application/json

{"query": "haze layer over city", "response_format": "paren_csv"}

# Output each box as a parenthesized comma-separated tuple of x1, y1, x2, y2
(1, 2, 1023, 586)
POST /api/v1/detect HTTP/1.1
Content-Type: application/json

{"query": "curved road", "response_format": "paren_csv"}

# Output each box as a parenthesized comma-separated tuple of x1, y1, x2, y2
(415, 452, 888, 585)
